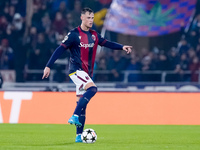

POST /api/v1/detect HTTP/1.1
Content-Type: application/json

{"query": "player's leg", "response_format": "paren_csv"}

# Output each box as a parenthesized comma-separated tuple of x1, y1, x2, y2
(75, 98, 86, 142)
(73, 82, 97, 117)
(68, 70, 97, 126)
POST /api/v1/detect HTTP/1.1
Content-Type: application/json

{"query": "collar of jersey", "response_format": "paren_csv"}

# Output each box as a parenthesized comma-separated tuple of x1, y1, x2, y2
(79, 26, 90, 33)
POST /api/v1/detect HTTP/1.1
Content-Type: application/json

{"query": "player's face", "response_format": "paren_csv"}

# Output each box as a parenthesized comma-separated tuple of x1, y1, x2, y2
(81, 12, 94, 28)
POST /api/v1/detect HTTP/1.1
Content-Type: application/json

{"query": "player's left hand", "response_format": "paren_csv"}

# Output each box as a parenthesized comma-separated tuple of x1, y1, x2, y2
(123, 45, 132, 54)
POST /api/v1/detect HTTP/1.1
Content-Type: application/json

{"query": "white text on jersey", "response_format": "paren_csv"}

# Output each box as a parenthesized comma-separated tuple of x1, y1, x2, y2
(79, 42, 94, 49)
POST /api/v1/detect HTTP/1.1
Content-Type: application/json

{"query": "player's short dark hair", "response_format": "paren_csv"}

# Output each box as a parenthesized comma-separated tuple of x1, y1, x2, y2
(81, 7, 94, 15)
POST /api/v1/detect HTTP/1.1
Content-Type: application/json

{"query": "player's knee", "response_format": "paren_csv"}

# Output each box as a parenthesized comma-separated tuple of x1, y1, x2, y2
(91, 86, 98, 94)
(87, 86, 97, 96)
(85, 82, 96, 90)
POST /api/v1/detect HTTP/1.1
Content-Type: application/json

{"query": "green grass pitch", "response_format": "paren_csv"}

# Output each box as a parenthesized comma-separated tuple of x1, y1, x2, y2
(0, 124, 200, 150)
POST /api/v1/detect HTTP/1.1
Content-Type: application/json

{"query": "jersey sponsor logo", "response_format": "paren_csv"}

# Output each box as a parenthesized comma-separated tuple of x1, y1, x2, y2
(79, 42, 94, 49)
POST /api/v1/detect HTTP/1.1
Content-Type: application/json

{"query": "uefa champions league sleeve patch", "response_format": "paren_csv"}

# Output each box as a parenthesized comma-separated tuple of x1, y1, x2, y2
(62, 32, 71, 43)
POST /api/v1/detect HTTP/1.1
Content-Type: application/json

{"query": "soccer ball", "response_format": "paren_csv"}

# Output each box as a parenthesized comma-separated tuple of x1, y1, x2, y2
(81, 128, 97, 143)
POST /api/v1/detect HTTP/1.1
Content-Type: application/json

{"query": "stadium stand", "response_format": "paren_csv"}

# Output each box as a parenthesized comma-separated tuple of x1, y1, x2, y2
(0, 0, 200, 86)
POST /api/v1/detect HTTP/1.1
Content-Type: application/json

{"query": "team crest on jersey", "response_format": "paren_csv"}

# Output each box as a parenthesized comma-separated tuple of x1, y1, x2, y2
(92, 35, 96, 41)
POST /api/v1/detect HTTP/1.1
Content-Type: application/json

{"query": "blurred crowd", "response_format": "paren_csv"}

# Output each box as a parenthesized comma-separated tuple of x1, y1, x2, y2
(0, 0, 111, 82)
(0, 0, 200, 83)
(94, 1, 200, 83)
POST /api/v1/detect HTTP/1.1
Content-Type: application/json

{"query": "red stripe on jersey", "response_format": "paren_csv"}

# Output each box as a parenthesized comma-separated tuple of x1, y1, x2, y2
(78, 27, 89, 74)
(90, 30, 99, 77)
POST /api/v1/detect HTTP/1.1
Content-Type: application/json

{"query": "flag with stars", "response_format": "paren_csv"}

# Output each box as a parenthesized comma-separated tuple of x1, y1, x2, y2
(104, 0, 197, 36)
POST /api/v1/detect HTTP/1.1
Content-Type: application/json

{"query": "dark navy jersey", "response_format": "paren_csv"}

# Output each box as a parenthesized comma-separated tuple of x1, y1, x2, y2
(46, 26, 123, 77)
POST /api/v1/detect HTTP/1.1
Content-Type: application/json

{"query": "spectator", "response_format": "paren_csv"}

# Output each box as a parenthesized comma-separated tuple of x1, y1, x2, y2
(41, 13, 51, 34)
(31, 4, 43, 32)
(34, 33, 51, 69)
(168, 47, 179, 70)
(65, 12, 75, 31)
(107, 51, 127, 81)
(187, 47, 196, 63)
(171, 64, 185, 81)
(189, 56, 200, 82)
(0, 16, 8, 40)
(156, 52, 169, 71)
(177, 53, 190, 81)
(27, 32, 52, 81)
(179, 53, 189, 71)
(94, 57, 109, 82)
(0, 39, 14, 69)
(69, 0, 82, 28)
(26, 26, 38, 50)
(126, 56, 141, 82)
(141, 55, 153, 71)
(7, 5, 16, 22)
(52, 11, 67, 34)
(140, 55, 158, 81)
(187, 30, 198, 49)
(58, 1, 68, 17)
(7, 13, 26, 82)
(178, 39, 190, 55)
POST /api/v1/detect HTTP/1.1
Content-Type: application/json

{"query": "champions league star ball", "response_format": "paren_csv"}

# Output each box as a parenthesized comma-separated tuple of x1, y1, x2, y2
(81, 128, 97, 143)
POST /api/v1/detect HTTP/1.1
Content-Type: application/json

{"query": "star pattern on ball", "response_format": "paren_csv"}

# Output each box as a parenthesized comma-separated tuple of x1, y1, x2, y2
(87, 129, 92, 134)
(83, 135, 87, 141)
(91, 136, 96, 142)
(81, 129, 97, 143)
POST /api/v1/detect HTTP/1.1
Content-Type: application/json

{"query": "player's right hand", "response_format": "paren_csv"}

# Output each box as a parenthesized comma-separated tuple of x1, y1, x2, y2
(42, 67, 50, 79)
(123, 45, 132, 54)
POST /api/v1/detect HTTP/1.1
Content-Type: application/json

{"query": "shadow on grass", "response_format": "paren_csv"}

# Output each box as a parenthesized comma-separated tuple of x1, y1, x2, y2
(6, 141, 77, 148)
(29, 142, 77, 147)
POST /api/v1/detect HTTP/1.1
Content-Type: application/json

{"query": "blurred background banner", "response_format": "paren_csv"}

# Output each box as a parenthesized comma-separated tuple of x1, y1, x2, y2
(104, 0, 197, 36)
(1, 91, 200, 125)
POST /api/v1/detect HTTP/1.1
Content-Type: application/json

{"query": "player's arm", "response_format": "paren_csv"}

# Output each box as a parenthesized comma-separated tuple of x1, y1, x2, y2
(97, 33, 132, 54)
(42, 45, 66, 79)
(42, 32, 74, 79)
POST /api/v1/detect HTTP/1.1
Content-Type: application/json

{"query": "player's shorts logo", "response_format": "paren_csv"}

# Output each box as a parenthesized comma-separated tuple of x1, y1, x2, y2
(85, 76, 89, 80)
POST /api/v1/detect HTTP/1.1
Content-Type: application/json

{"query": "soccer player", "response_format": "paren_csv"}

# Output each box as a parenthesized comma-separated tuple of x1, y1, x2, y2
(42, 7, 132, 143)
